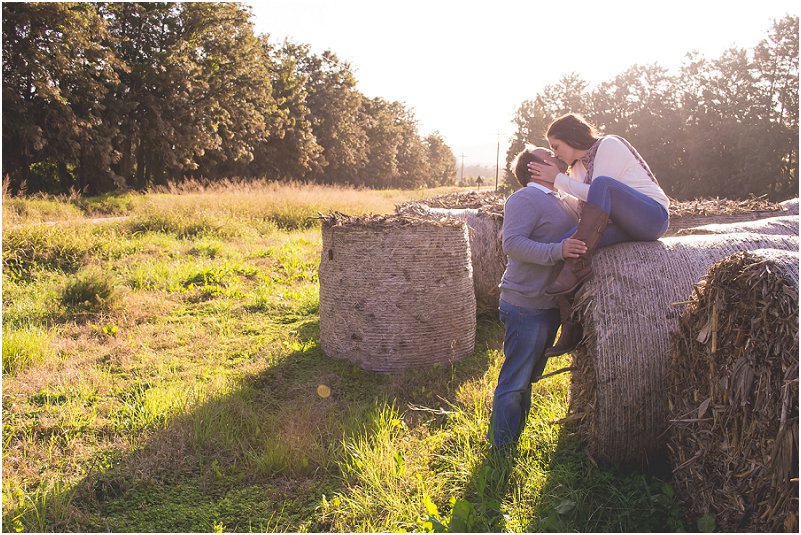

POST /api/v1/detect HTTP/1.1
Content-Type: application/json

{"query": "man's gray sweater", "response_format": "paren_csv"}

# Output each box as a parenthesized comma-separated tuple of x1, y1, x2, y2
(499, 185, 579, 309)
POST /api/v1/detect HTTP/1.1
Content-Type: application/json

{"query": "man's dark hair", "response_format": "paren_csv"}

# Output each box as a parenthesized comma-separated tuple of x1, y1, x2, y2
(510, 148, 545, 187)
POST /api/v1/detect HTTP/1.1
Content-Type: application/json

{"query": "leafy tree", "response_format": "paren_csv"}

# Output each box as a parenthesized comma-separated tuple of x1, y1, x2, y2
(101, 2, 209, 188)
(2, 2, 121, 193)
(187, 3, 280, 180)
(753, 15, 799, 199)
(424, 132, 457, 187)
(393, 107, 430, 189)
(252, 39, 324, 180)
(297, 49, 368, 184)
(506, 16, 798, 201)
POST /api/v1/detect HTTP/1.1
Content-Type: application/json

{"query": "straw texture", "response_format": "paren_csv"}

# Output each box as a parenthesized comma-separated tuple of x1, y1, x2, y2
(568, 229, 799, 469)
(667, 249, 798, 532)
(397, 205, 505, 311)
(397, 192, 505, 312)
(318, 214, 476, 372)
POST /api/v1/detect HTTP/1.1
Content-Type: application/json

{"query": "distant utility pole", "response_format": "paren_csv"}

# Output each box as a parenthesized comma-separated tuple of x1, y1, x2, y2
(460, 153, 465, 184)
(495, 131, 500, 191)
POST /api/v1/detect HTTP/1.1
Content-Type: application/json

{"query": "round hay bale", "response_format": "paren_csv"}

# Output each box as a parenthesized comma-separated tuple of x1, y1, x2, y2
(318, 213, 476, 372)
(397, 204, 505, 312)
(568, 231, 798, 470)
(667, 250, 798, 533)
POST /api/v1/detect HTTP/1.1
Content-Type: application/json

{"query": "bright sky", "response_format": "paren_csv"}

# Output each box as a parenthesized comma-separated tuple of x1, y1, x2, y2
(249, 0, 798, 167)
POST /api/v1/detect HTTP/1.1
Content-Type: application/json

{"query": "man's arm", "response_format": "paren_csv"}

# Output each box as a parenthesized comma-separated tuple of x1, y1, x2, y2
(502, 194, 564, 266)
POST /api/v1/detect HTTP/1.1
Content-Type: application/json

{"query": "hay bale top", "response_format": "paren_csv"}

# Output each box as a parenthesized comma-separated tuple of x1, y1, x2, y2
(396, 191, 505, 215)
(319, 210, 464, 229)
(668, 195, 784, 217)
(781, 197, 799, 215)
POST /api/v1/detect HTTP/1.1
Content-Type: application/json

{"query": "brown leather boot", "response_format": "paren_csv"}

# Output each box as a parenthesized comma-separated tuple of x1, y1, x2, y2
(545, 295, 583, 357)
(545, 203, 609, 296)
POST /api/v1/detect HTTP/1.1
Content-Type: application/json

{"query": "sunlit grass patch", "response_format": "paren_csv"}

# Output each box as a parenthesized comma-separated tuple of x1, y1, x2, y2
(2, 196, 84, 227)
(127, 205, 252, 240)
(2, 477, 81, 533)
(76, 192, 144, 217)
(110, 380, 194, 435)
(2, 225, 92, 279)
(2, 326, 54, 375)
(2, 184, 690, 532)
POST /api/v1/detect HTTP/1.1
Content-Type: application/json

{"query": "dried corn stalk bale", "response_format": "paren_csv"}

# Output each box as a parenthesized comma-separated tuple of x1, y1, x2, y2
(666, 197, 788, 236)
(667, 250, 799, 533)
(397, 204, 505, 311)
(569, 232, 798, 470)
(669, 196, 784, 217)
(318, 213, 476, 372)
(674, 215, 799, 236)
(395, 190, 505, 213)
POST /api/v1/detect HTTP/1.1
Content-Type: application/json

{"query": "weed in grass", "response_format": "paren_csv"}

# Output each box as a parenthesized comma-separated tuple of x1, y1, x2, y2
(60, 269, 118, 313)
(188, 241, 224, 258)
(3, 225, 89, 278)
(3, 478, 80, 533)
(2, 196, 84, 226)
(76, 192, 143, 217)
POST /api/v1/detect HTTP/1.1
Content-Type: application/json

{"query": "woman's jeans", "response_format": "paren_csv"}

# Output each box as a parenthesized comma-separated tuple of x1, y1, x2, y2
(574, 175, 669, 248)
(489, 300, 560, 449)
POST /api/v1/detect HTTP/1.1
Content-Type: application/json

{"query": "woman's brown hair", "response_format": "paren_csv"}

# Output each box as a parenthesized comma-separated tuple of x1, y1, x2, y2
(545, 113, 601, 150)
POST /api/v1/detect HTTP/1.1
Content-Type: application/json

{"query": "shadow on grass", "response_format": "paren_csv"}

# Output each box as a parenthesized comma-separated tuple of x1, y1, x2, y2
(5, 315, 503, 532)
(448, 418, 688, 532)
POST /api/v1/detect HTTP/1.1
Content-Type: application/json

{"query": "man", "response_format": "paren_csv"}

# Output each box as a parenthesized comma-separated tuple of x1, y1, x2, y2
(489, 145, 584, 450)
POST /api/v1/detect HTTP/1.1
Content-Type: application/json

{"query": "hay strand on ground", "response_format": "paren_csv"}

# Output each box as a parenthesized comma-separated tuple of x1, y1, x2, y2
(667, 250, 798, 533)
(568, 229, 798, 470)
(318, 213, 476, 372)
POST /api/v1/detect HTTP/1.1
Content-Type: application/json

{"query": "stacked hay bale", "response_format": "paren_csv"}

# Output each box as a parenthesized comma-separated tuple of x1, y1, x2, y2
(667, 250, 798, 532)
(567, 227, 798, 469)
(397, 191, 505, 312)
(318, 213, 476, 372)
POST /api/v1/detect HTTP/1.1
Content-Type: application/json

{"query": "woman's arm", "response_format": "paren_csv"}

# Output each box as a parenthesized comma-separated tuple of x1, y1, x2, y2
(554, 172, 589, 201)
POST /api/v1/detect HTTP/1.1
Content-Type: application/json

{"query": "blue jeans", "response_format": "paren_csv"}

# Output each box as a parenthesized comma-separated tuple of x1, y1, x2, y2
(570, 176, 669, 248)
(489, 300, 560, 448)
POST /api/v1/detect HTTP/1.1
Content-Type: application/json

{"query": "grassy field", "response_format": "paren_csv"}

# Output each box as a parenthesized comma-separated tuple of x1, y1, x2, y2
(2, 181, 686, 532)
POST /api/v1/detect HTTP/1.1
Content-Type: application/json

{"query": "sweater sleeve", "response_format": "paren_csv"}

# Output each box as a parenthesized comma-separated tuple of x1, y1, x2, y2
(502, 195, 564, 266)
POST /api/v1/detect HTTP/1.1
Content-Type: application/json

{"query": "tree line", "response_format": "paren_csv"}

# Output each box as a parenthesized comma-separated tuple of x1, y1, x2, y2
(2, 2, 457, 194)
(506, 16, 798, 201)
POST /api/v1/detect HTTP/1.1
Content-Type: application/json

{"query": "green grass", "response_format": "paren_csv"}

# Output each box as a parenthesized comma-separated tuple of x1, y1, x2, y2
(2, 183, 687, 532)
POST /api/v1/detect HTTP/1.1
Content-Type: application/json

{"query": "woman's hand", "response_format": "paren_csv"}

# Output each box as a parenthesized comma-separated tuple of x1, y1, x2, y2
(528, 161, 560, 183)
(561, 237, 587, 259)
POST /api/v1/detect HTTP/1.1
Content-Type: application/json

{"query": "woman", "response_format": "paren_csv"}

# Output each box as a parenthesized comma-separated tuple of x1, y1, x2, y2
(529, 113, 670, 356)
